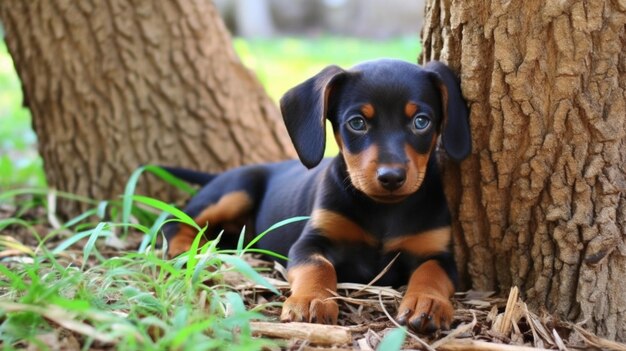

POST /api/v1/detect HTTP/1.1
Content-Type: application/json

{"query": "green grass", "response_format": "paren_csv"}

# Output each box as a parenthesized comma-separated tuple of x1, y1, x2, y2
(0, 168, 308, 350)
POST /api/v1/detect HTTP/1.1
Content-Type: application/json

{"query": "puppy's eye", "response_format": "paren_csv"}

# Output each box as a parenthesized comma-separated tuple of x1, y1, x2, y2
(347, 116, 367, 131)
(413, 113, 431, 131)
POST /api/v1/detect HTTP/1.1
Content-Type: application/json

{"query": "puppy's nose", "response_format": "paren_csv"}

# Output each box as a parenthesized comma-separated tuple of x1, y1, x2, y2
(377, 167, 406, 191)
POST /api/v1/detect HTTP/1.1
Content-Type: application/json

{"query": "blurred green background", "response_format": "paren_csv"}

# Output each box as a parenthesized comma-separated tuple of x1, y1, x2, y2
(0, 36, 420, 190)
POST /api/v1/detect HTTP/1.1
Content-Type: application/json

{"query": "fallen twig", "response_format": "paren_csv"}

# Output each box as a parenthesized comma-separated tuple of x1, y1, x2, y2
(250, 321, 352, 345)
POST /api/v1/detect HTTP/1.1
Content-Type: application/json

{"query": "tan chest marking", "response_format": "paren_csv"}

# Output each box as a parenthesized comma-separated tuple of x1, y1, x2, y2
(310, 209, 378, 246)
(384, 226, 451, 257)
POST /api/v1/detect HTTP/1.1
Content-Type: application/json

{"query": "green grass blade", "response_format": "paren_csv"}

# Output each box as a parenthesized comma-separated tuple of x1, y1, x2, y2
(82, 222, 108, 269)
(236, 225, 247, 254)
(138, 211, 170, 254)
(132, 195, 199, 230)
(144, 165, 197, 195)
(184, 228, 207, 283)
(244, 216, 309, 251)
(52, 228, 111, 254)
(0, 218, 40, 240)
(170, 319, 215, 349)
(219, 248, 288, 262)
(0, 264, 27, 290)
(122, 166, 147, 235)
(63, 208, 98, 228)
(217, 254, 279, 295)
(191, 254, 214, 284)
(96, 201, 109, 219)
(376, 327, 407, 351)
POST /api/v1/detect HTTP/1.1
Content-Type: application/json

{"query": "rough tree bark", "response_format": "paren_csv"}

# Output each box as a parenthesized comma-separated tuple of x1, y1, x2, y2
(0, 0, 294, 214)
(423, 0, 625, 341)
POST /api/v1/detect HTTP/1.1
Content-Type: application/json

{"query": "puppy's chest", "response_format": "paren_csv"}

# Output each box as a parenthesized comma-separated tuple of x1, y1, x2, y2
(356, 206, 434, 241)
(328, 244, 413, 286)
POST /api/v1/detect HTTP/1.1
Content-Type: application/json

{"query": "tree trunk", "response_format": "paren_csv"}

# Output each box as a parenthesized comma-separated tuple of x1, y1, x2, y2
(0, 0, 294, 214)
(422, 0, 626, 341)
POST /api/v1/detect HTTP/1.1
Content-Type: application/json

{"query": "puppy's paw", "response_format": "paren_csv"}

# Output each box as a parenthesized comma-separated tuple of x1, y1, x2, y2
(396, 291, 453, 333)
(280, 294, 338, 324)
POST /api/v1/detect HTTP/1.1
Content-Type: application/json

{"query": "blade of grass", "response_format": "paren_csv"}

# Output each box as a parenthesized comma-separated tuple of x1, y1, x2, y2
(0, 218, 41, 242)
(376, 327, 407, 351)
(52, 228, 111, 254)
(170, 319, 215, 349)
(0, 264, 27, 290)
(244, 216, 309, 252)
(122, 166, 147, 235)
(217, 254, 279, 295)
(96, 200, 109, 219)
(132, 195, 199, 230)
(236, 225, 247, 254)
(138, 211, 170, 254)
(144, 165, 197, 196)
(218, 248, 288, 262)
(63, 208, 98, 228)
(82, 222, 108, 269)
(184, 227, 208, 283)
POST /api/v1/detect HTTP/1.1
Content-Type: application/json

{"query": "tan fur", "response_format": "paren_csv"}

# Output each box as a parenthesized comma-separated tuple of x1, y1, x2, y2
(281, 255, 339, 323)
(361, 103, 375, 119)
(168, 191, 252, 257)
(311, 209, 377, 245)
(193, 191, 252, 226)
(397, 259, 454, 330)
(341, 137, 438, 201)
(405, 101, 419, 118)
(384, 226, 451, 256)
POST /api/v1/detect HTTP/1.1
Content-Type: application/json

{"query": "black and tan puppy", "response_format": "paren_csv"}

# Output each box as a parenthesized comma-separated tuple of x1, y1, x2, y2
(164, 59, 471, 333)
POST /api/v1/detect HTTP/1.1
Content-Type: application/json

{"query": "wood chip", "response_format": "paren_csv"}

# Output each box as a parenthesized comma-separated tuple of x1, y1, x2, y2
(552, 329, 567, 351)
(493, 286, 519, 335)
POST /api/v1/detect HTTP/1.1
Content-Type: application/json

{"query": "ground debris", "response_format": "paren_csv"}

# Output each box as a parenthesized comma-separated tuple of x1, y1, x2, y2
(236, 264, 626, 350)
(3, 210, 626, 350)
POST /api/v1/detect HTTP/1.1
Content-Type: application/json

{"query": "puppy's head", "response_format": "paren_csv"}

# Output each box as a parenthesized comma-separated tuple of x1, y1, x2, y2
(281, 59, 471, 202)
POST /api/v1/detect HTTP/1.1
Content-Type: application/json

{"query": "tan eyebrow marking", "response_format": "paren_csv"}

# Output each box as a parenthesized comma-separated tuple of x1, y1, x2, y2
(405, 102, 419, 118)
(361, 103, 375, 119)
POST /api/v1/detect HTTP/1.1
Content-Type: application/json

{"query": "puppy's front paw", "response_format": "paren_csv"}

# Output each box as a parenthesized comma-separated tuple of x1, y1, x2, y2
(396, 291, 453, 333)
(280, 294, 338, 324)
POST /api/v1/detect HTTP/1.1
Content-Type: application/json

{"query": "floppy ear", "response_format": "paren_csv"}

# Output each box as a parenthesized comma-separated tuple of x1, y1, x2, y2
(425, 61, 471, 161)
(280, 65, 346, 169)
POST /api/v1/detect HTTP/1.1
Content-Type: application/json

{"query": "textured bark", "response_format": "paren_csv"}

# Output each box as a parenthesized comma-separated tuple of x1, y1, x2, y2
(0, 0, 294, 214)
(423, 0, 626, 341)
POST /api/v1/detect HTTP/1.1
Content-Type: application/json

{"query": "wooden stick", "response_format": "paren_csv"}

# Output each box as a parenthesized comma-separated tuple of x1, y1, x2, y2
(571, 324, 626, 351)
(494, 286, 519, 335)
(438, 339, 548, 351)
(250, 322, 352, 345)
(431, 312, 477, 349)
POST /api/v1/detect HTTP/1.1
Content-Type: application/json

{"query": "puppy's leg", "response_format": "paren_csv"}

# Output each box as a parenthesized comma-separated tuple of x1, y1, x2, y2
(167, 191, 253, 257)
(280, 234, 339, 324)
(166, 168, 263, 258)
(396, 258, 455, 333)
